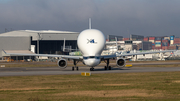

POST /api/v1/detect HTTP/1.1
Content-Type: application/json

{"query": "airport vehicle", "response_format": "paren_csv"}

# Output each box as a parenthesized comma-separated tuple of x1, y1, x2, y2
(3, 20, 175, 71)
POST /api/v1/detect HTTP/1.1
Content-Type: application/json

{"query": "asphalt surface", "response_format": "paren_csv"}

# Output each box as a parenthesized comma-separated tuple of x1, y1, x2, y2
(0, 65, 180, 76)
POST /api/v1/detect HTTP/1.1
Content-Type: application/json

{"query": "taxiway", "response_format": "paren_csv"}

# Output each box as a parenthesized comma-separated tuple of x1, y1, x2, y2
(0, 66, 180, 76)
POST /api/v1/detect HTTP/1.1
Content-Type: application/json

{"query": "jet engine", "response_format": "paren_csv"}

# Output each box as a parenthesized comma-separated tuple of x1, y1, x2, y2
(57, 59, 67, 68)
(116, 58, 126, 67)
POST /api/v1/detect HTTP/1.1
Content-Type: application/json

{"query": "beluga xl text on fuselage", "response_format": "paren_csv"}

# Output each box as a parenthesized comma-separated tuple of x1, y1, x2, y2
(3, 19, 176, 71)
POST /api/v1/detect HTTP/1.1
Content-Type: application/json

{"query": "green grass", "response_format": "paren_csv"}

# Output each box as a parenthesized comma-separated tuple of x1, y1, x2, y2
(1, 72, 180, 100)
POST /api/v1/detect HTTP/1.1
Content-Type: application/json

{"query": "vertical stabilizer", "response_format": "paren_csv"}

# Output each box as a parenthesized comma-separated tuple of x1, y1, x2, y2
(89, 18, 91, 29)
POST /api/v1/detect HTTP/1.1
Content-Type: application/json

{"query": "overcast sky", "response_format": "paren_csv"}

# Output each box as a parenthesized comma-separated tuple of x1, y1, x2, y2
(0, 0, 180, 37)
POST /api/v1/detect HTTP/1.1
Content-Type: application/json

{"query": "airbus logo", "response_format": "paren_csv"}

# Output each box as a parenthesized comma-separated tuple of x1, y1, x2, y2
(87, 39, 97, 44)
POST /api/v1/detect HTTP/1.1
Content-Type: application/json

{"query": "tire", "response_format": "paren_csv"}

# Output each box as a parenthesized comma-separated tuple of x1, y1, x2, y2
(90, 68, 94, 71)
(104, 66, 107, 70)
(109, 66, 111, 70)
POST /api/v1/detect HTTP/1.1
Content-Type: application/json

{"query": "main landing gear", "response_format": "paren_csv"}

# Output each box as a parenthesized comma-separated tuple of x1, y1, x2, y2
(104, 59, 111, 70)
(72, 60, 79, 71)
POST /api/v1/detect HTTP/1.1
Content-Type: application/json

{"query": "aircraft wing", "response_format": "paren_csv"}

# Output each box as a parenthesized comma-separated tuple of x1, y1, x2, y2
(101, 54, 117, 59)
(3, 50, 83, 60)
(102, 50, 176, 59)
(117, 50, 176, 57)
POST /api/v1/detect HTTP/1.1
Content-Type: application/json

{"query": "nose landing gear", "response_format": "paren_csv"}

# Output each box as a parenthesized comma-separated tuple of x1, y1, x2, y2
(90, 67, 94, 71)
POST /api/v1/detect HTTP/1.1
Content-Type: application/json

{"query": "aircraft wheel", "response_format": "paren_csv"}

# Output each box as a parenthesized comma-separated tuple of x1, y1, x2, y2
(90, 68, 94, 71)
(72, 67, 74, 71)
(76, 67, 79, 71)
(104, 66, 107, 70)
(109, 66, 111, 70)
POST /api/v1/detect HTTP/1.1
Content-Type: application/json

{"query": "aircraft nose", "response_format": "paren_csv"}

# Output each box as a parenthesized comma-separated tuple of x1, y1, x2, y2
(84, 59, 100, 67)
(90, 59, 100, 66)
(89, 60, 97, 65)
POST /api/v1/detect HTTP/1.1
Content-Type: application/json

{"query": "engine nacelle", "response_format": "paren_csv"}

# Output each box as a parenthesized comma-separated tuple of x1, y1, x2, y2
(116, 58, 126, 67)
(57, 59, 67, 68)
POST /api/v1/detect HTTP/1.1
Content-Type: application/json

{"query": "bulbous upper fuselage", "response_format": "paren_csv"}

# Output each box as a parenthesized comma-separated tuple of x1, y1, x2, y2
(77, 29, 106, 67)
(77, 29, 106, 56)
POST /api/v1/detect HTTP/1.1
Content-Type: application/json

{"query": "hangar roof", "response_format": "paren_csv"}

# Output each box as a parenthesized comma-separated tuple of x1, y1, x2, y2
(0, 30, 80, 41)
(2, 50, 35, 57)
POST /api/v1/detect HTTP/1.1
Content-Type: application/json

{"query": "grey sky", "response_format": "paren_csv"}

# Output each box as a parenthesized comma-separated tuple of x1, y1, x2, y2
(0, 0, 180, 37)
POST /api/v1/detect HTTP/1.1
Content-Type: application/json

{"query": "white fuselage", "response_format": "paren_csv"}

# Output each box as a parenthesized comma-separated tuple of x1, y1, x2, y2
(77, 29, 106, 67)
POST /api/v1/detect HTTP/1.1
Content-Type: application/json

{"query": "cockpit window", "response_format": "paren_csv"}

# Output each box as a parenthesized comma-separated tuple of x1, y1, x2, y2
(89, 56, 95, 58)
(83, 56, 100, 59)
(95, 57, 100, 59)
(83, 57, 89, 59)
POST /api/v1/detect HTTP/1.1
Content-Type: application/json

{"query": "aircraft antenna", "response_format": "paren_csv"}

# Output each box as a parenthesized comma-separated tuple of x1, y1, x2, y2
(89, 18, 91, 29)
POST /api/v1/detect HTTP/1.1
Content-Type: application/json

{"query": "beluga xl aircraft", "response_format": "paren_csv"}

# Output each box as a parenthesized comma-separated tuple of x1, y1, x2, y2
(3, 19, 175, 71)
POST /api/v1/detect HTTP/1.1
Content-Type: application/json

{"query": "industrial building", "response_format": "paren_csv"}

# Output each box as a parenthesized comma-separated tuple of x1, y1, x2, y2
(122, 35, 180, 50)
(0, 30, 180, 62)
(107, 35, 123, 41)
(144, 35, 180, 50)
(130, 34, 144, 41)
(0, 30, 79, 60)
(105, 40, 152, 52)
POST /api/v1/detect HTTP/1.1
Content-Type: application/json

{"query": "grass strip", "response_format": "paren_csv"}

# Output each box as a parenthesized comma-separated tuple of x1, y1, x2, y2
(0, 72, 180, 100)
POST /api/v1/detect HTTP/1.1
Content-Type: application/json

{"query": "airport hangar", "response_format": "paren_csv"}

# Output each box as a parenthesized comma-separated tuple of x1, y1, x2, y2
(0, 30, 79, 61)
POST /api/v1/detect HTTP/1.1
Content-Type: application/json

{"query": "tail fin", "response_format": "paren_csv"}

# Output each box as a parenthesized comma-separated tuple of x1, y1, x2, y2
(89, 18, 91, 29)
